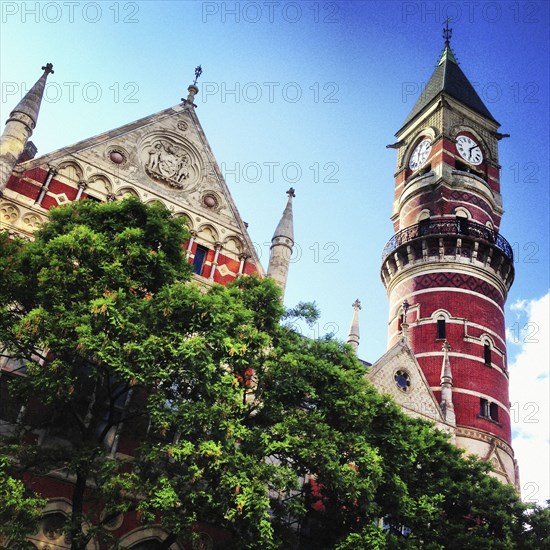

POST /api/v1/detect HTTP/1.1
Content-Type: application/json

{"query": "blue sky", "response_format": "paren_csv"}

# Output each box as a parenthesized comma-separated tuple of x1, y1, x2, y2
(1, 0, 548, 502)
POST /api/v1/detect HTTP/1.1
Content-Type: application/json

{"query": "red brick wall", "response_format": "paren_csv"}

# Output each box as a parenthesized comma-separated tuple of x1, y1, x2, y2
(389, 271, 511, 444)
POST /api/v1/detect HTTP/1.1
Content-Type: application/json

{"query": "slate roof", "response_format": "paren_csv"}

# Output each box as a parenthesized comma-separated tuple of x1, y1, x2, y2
(401, 45, 498, 130)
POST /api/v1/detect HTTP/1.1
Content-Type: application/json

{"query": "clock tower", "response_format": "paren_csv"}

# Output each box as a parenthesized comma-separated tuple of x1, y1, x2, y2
(380, 27, 518, 486)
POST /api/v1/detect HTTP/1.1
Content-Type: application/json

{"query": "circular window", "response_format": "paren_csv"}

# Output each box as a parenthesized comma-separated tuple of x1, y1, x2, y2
(202, 194, 218, 208)
(42, 513, 65, 540)
(394, 370, 411, 392)
(107, 147, 128, 165)
(101, 510, 124, 531)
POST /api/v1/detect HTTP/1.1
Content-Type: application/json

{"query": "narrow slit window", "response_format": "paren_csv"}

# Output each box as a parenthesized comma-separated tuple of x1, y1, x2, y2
(489, 402, 499, 422)
(484, 343, 491, 366)
(480, 398, 488, 417)
(436, 318, 446, 339)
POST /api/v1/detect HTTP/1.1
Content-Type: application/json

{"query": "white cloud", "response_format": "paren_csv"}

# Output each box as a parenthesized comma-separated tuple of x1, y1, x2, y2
(509, 291, 550, 505)
(510, 299, 529, 313)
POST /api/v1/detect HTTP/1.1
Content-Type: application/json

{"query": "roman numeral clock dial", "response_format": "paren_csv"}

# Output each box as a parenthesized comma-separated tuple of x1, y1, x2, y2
(456, 134, 483, 165)
(408, 138, 432, 171)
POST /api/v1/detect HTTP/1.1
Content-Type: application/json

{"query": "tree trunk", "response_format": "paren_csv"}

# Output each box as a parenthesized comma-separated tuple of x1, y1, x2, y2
(70, 470, 87, 550)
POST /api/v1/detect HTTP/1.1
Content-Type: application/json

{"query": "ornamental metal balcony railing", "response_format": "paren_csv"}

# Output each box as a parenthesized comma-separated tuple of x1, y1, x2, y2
(382, 219, 514, 262)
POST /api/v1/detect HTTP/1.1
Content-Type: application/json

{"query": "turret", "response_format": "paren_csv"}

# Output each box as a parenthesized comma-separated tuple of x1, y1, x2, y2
(267, 188, 295, 298)
(347, 299, 361, 354)
(0, 63, 54, 194)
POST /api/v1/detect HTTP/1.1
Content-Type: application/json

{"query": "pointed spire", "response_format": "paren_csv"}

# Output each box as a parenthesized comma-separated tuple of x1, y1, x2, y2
(347, 299, 361, 354)
(1, 63, 54, 194)
(8, 63, 54, 130)
(437, 42, 458, 66)
(267, 188, 295, 298)
(272, 187, 295, 243)
(400, 25, 497, 130)
(440, 340, 456, 425)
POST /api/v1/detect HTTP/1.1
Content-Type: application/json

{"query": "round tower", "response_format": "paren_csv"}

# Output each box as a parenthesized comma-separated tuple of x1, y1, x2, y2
(380, 29, 517, 486)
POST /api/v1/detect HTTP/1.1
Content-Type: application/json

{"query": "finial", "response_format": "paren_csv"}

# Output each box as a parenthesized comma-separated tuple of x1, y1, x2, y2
(286, 187, 296, 198)
(442, 339, 451, 352)
(347, 299, 361, 354)
(183, 66, 202, 105)
(443, 17, 453, 46)
(193, 65, 203, 86)
(41, 63, 54, 75)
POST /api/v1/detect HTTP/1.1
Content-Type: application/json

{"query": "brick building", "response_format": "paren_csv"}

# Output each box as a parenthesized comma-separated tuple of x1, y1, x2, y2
(0, 29, 518, 548)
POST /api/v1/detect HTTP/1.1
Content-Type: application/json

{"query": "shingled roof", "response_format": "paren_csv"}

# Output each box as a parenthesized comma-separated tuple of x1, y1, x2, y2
(401, 44, 498, 130)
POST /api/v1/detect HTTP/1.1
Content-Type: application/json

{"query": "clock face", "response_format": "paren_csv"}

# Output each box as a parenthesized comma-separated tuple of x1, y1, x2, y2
(409, 138, 432, 171)
(456, 134, 483, 165)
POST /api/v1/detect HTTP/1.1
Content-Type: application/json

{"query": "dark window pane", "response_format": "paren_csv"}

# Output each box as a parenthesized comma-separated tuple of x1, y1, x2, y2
(436, 319, 446, 339)
(490, 402, 499, 421)
(480, 398, 488, 417)
(193, 245, 208, 275)
(484, 344, 491, 366)
(130, 540, 163, 550)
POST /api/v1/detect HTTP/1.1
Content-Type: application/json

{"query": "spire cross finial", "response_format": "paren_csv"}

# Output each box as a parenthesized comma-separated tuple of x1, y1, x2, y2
(352, 299, 362, 311)
(443, 17, 453, 46)
(193, 65, 203, 86)
(42, 63, 54, 75)
(286, 187, 296, 198)
(442, 339, 451, 352)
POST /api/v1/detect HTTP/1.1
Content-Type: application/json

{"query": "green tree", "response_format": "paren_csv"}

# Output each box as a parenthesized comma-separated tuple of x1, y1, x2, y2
(0, 198, 547, 549)
(0, 455, 46, 548)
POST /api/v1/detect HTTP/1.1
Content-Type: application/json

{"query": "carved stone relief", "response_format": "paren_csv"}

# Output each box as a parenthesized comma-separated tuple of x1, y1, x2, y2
(143, 139, 194, 189)
(1, 202, 20, 224)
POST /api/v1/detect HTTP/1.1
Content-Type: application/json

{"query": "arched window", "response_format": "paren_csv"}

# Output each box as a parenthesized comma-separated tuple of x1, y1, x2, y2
(455, 208, 470, 234)
(484, 342, 492, 366)
(418, 210, 431, 236)
(193, 245, 208, 275)
(454, 207, 470, 219)
(418, 210, 431, 222)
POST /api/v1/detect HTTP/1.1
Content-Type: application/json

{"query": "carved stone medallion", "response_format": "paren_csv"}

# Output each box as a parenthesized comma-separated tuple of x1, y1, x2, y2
(144, 140, 192, 189)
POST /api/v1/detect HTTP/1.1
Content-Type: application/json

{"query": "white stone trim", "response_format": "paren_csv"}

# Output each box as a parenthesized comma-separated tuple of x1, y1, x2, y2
(430, 386, 509, 412)
(415, 351, 508, 378)
(386, 259, 509, 300)
(391, 285, 505, 316)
